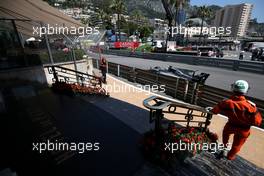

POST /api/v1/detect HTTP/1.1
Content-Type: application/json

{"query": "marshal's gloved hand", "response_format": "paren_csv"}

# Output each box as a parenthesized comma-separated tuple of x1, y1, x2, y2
(205, 107, 213, 112)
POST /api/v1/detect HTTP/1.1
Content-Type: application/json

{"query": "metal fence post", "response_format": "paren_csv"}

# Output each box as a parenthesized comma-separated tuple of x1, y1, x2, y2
(42, 23, 54, 64)
(11, 19, 29, 67)
(174, 78, 179, 98)
(191, 82, 198, 104)
(131, 67, 136, 82)
(155, 109, 163, 145)
(106, 62, 109, 73)
(117, 64, 120, 77)
(156, 74, 159, 86)
(183, 80, 189, 101)
(51, 66, 59, 83)
(233, 60, 239, 71)
(96, 59, 99, 69)
(71, 48, 79, 83)
(204, 113, 213, 131)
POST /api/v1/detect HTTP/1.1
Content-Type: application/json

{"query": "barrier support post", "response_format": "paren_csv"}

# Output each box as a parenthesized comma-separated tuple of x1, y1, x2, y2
(117, 65, 120, 77)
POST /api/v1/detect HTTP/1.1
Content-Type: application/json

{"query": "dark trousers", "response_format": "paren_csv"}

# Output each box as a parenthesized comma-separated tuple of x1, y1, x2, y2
(101, 68, 106, 83)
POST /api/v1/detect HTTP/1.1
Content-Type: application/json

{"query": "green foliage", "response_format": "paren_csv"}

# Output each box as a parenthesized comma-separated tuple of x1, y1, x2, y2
(95, 9, 113, 29)
(39, 49, 85, 64)
(125, 22, 138, 36)
(133, 5, 165, 19)
(81, 18, 90, 25)
(135, 44, 152, 52)
(188, 5, 221, 25)
(138, 25, 154, 39)
(109, 0, 127, 41)
(91, 0, 112, 14)
(198, 5, 212, 19)
(256, 24, 264, 39)
(110, 0, 127, 14)
(74, 49, 86, 60)
(43, 0, 56, 6)
(131, 9, 143, 22)
(197, 5, 212, 38)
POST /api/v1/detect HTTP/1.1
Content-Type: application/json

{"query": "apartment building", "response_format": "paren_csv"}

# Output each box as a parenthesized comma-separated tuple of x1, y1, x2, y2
(149, 18, 168, 29)
(214, 3, 253, 37)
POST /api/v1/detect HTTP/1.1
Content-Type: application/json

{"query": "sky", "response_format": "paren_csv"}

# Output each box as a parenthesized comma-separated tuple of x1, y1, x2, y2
(190, 0, 264, 23)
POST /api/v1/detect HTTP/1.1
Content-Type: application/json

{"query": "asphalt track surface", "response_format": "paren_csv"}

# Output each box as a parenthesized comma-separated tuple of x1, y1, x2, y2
(88, 51, 264, 100)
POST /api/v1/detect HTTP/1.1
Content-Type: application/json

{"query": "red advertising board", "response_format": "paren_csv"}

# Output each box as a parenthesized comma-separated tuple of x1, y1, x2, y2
(113, 42, 140, 49)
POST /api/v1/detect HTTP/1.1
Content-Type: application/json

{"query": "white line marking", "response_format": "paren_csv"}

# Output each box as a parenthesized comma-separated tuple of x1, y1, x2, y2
(107, 74, 264, 132)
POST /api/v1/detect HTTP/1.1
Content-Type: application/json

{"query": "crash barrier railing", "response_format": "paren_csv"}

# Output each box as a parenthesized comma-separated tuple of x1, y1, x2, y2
(46, 65, 101, 86)
(92, 58, 264, 128)
(143, 96, 212, 141)
(92, 48, 264, 74)
(93, 59, 202, 104)
(143, 95, 213, 128)
(143, 96, 213, 144)
(45, 65, 108, 96)
(197, 85, 264, 120)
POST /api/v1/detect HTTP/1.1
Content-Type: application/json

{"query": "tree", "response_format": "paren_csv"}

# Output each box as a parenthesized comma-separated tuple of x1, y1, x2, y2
(185, 20, 194, 45)
(119, 16, 129, 32)
(138, 25, 154, 41)
(96, 9, 113, 29)
(63, 0, 83, 8)
(256, 24, 264, 40)
(188, 5, 199, 18)
(206, 5, 221, 25)
(130, 10, 150, 38)
(161, 0, 174, 41)
(110, 0, 127, 42)
(97, 9, 107, 23)
(125, 22, 138, 36)
(131, 10, 143, 24)
(170, 0, 190, 25)
(91, 0, 112, 14)
(198, 5, 212, 44)
(129, 10, 142, 34)
(81, 18, 90, 25)
(43, 0, 56, 6)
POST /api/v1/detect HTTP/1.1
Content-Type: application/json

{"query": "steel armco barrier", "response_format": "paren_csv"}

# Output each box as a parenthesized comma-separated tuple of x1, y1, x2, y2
(93, 59, 204, 105)
(99, 49, 264, 74)
(92, 58, 264, 128)
(197, 85, 264, 127)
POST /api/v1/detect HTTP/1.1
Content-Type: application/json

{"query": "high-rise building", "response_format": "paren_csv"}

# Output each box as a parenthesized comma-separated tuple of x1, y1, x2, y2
(214, 3, 253, 37)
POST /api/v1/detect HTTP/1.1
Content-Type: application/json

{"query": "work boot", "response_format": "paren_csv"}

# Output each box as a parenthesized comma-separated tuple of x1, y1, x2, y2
(215, 149, 228, 160)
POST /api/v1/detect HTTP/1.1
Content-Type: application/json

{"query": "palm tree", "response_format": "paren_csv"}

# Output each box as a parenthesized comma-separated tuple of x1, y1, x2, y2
(96, 8, 113, 29)
(97, 9, 107, 26)
(110, 0, 126, 42)
(130, 10, 145, 40)
(131, 10, 143, 25)
(185, 20, 193, 45)
(198, 5, 212, 44)
(81, 18, 90, 25)
(170, 0, 189, 26)
(161, 0, 174, 41)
